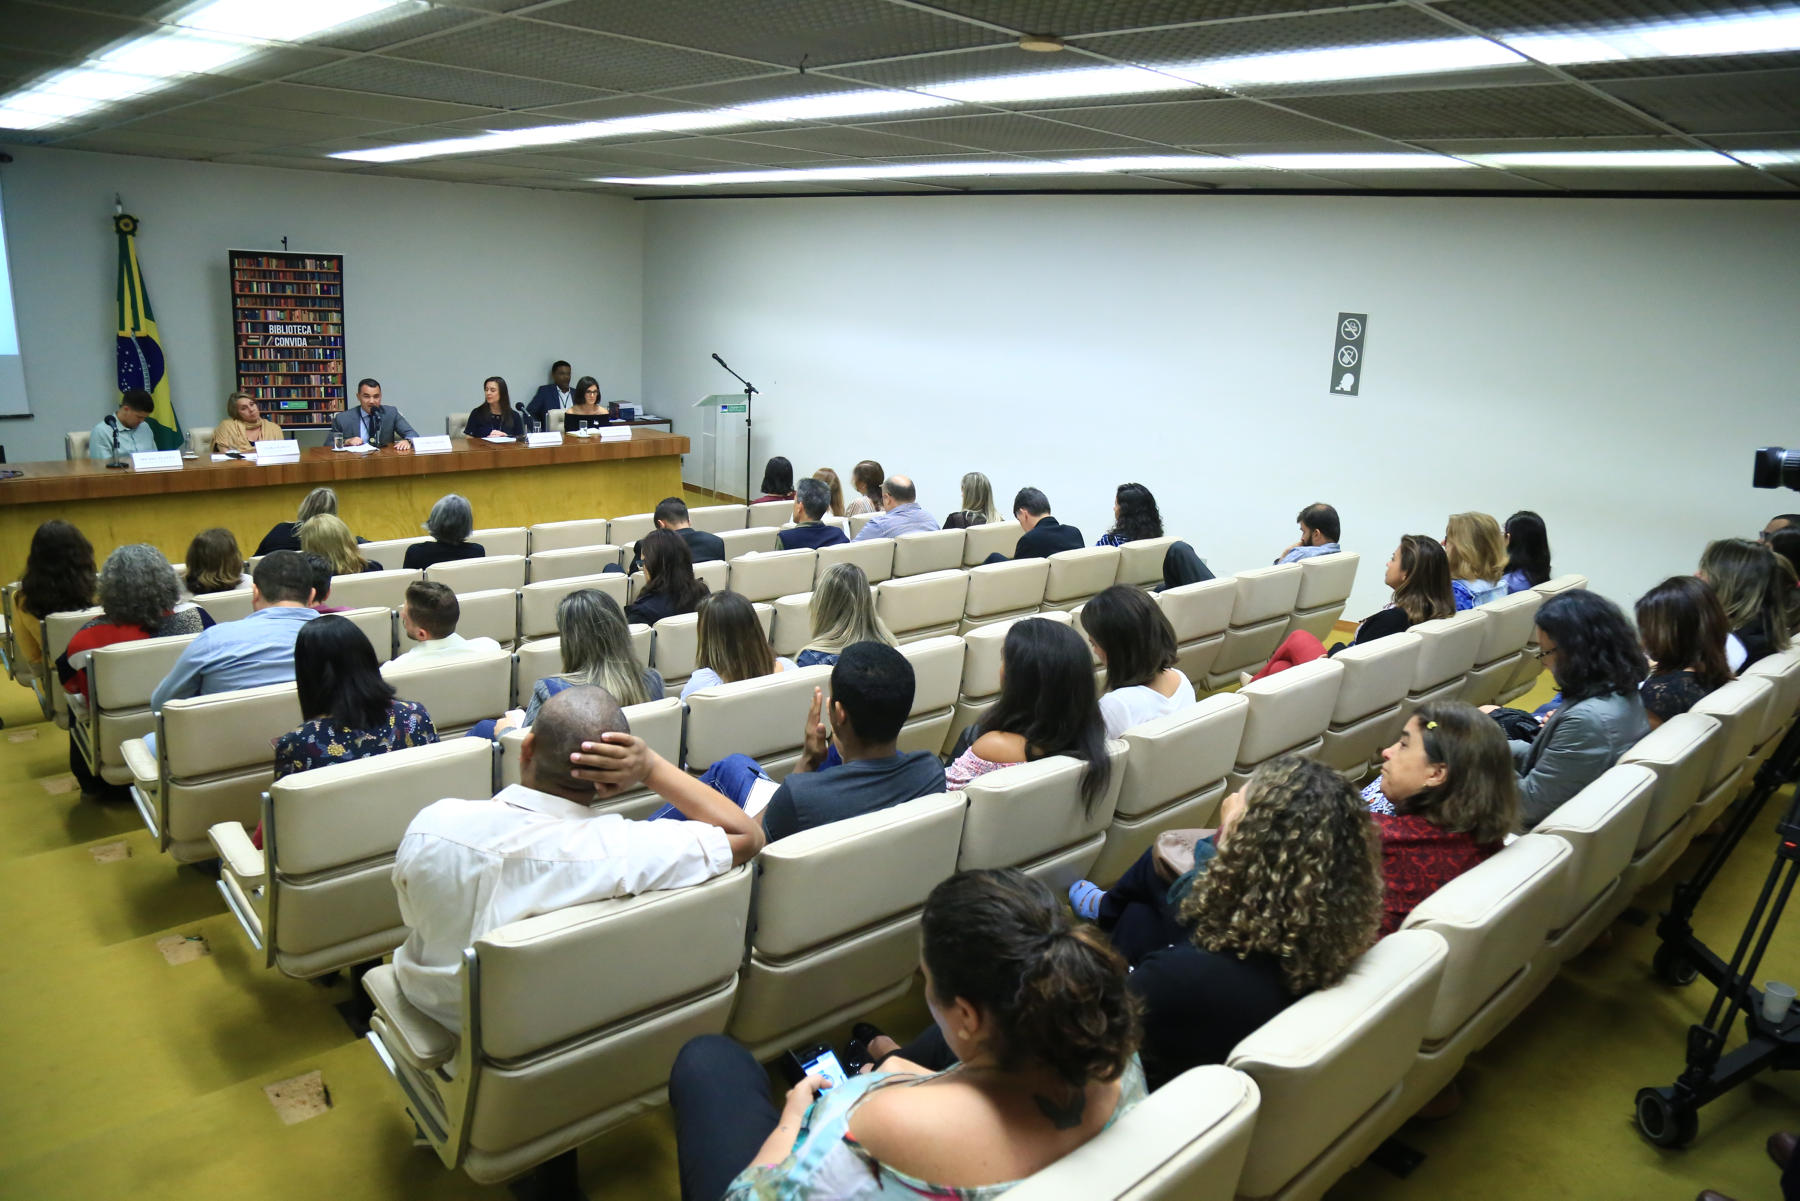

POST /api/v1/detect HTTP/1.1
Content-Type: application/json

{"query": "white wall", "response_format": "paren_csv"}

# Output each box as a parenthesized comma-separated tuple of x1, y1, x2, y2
(644, 193, 1800, 618)
(0, 145, 643, 462)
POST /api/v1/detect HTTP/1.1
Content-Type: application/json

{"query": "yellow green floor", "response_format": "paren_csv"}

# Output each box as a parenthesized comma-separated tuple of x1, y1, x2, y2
(0, 671, 1794, 1200)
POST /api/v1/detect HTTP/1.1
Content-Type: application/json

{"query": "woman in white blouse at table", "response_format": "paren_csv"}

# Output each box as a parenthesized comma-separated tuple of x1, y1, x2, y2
(1080, 585, 1196, 740)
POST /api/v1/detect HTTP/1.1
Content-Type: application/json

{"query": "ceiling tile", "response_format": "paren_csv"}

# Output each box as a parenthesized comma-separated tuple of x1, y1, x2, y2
(307, 6, 491, 54)
(1496, 165, 1794, 190)
(644, 135, 852, 163)
(223, 83, 504, 124)
(43, 0, 171, 16)
(0, 4, 145, 57)
(1596, 68, 1800, 133)
(857, 112, 1148, 151)
(825, 42, 1213, 102)
(52, 129, 273, 156)
(289, 57, 613, 109)
(171, 99, 408, 137)
(395, 19, 772, 92)
(944, 172, 1202, 190)
(1050, 98, 1364, 144)
(1416, 133, 1694, 152)
(729, 124, 960, 157)
(1279, 82, 1665, 137)
(909, 1, 1383, 37)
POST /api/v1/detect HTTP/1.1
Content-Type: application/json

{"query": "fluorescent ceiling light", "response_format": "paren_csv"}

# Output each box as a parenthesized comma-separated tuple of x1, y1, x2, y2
(731, 91, 955, 121)
(1233, 153, 1474, 171)
(921, 65, 1197, 105)
(1055, 154, 1244, 172)
(1738, 149, 1800, 165)
(1462, 150, 1739, 168)
(93, 28, 258, 77)
(175, 0, 420, 42)
(1505, 11, 1800, 64)
(1177, 38, 1525, 88)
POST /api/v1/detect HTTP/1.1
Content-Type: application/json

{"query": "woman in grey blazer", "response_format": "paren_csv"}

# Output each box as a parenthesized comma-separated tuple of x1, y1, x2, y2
(1503, 589, 1650, 829)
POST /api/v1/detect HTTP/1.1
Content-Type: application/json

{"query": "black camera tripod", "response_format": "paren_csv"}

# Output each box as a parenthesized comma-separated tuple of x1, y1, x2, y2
(1635, 710, 1800, 1147)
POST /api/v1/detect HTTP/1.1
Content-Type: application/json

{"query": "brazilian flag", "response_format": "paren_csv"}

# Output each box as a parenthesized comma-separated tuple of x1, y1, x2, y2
(114, 212, 183, 451)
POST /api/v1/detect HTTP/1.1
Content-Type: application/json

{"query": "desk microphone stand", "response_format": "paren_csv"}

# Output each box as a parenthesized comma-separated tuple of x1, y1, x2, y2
(711, 353, 758, 503)
(105, 423, 128, 470)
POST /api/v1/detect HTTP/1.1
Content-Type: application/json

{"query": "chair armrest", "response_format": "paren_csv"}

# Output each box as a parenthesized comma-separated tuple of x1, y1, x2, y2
(121, 738, 158, 790)
(208, 822, 265, 888)
(364, 964, 458, 1072)
(67, 694, 89, 722)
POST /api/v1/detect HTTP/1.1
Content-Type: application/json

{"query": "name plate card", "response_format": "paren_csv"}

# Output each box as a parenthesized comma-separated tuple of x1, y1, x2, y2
(130, 450, 183, 472)
(526, 431, 565, 448)
(254, 439, 301, 465)
(411, 435, 453, 456)
(598, 426, 632, 442)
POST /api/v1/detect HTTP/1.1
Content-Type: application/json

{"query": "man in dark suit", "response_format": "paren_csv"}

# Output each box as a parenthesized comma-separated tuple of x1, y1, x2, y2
(778, 478, 850, 551)
(524, 361, 574, 428)
(626, 496, 726, 574)
(330, 378, 418, 451)
(987, 487, 1083, 564)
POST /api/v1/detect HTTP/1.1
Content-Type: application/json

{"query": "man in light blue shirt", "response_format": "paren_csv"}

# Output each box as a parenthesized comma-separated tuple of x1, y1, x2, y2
(1274, 502, 1342, 566)
(853, 475, 941, 541)
(87, 389, 161, 460)
(150, 551, 319, 710)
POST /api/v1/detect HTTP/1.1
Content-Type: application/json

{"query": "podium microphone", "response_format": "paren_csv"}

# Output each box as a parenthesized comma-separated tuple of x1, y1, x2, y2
(103, 414, 128, 469)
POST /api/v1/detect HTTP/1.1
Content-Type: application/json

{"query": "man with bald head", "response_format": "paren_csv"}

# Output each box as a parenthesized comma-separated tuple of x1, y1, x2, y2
(390, 685, 763, 1030)
(852, 474, 941, 541)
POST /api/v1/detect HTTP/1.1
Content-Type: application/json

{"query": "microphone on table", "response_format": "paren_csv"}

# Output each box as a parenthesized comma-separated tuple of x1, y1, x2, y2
(366, 403, 384, 447)
(103, 414, 127, 469)
(514, 401, 531, 436)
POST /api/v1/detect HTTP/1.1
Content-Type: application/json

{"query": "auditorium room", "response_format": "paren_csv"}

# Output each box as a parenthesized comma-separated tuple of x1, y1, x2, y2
(2, 1, 1799, 1199)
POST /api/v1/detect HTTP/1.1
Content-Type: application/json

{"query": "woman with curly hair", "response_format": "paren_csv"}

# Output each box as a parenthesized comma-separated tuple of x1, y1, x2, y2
(1128, 755, 1383, 1090)
(1096, 482, 1163, 547)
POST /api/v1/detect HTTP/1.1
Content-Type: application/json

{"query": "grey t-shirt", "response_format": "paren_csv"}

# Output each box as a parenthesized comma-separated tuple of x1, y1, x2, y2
(762, 751, 945, 842)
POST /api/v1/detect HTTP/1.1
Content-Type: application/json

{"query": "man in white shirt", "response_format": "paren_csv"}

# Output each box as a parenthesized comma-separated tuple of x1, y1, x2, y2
(394, 580, 501, 663)
(391, 685, 764, 1030)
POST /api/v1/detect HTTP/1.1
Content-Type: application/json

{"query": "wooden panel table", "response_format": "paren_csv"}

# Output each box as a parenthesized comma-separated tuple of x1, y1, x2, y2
(0, 431, 688, 569)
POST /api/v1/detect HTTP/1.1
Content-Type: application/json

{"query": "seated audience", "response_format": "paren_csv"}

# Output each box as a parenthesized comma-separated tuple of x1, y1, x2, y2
(625, 529, 711, 627)
(182, 527, 249, 596)
(844, 459, 885, 517)
(681, 642, 944, 841)
(59, 544, 211, 702)
(752, 456, 796, 503)
(391, 685, 764, 1031)
(945, 618, 1111, 808)
(524, 360, 575, 427)
(628, 497, 725, 574)
(1096, 482, 1163, 547)
(1445, 511, 1509, 609)
(1635, 576, 1734, 728)
(993, 487, 1083, 562)
(255, 486, 343, 555)
(812, 467, 846, 517)
(302, 554, 347, 615)
(14, 520, 96, 679)
(1502, 510, 1552, 593)
(301, 513, 381, 574)
(1699, 538, 1794, 670)
(943, 471, 998, 530)
(797, 563, 893, 668)
(1080, 585, 1195, 739)
(1364, 702, 1519, 933)
(669, 867, 1142, 1201)
(1125, 757, 1381, 1090)
(1493, 589, 1649, 829)
(1761, 513, 1800, 542)
(1250, 535, 1455, 680)
(1158, 541, 1215, 590)
(1274, 502, 1341, 565)
(776, 478, 849, 551)
(87, 388, 160, 459)
(395, 580, 501, 662)
(211, 390, 285, 453)
(490, 589, 661, 736)
(565, 375, 607, 430)
(402, 494, 485, 571)
(680, 591, 796, 701)
(853, 475, 942, 541)
(1770, 528, 1800, 630)
(465, 376, 523, 439)
(258, 616, 436, 847)
(151, 551, 319, 709)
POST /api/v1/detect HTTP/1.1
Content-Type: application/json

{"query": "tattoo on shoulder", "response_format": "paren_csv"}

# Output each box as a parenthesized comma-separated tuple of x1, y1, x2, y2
(1034, 1090, 1086, 1131)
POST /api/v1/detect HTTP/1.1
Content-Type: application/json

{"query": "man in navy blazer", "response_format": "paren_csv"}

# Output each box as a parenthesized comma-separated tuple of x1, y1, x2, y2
(985, 487, 1083, 564)
(329, 378, 418, 451)
(778, 479, 850, 551)
(524, 361, 574, 427)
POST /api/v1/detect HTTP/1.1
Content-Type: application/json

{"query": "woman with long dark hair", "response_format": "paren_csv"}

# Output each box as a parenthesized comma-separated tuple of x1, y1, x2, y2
(1635, 575, 1734, 727)
(465, 375, 523, 439)
(752, 456, 795, 503)
(625, 529, 711, 627)
(945, 618, 1111, 810)
(1080, 585, 1194, 739)
(680, 590, 794, 700)
(1096, 483, 1164, 547)
(15, 520, 97, 679)
(1502, 510, 1552, 593)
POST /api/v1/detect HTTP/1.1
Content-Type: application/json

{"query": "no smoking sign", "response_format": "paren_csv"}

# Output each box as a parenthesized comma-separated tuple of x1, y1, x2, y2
(1330, 312, 1367, 396)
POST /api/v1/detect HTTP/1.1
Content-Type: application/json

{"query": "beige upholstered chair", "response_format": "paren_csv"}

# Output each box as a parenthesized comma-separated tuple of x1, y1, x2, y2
(892, 528, 966, 577)
(1741, 648, 1800, 771)
(511, 637, 563, 708)
(1006, 1064, 1259, 1201)
(630, 560, 728, 599)
(943, 612, 1073, 754)
(959, 558, 1049, 632)
(121, 682, 302, 862)
(444, 413, 467, 437)
(1154, 577, 1236, 685)
(496, 697, 683, 819)
(356, 537, 428, 569)
(427, 554, 527, 594)
(341, 605, 397, 663)
(1534, 573, 1589, 597)
(727, 549, 817, 603)
(382, 646, 512, 736)
(816, 537, 894, 585)
(469, 527, 528, 557)
(1283, 551, 1362, 643)
(1091, 693, 1248, 885)
(746, 499, 794, 529)
(1684, 677, 1777, 830)
(769, 591, 816, 658)
(187, 425, 215, 456)
(648, 605, 773, 688)
(190, 587, 254, 624)
(447, 589, 516, 650)
(875, 569, 969, 644)
(527, 545, 624, 583)
(1042, 546, 1122, 613)
(686, 503, 747, 533)
(1228, 929, 1448, 1201)
(1226, 658, 1344, 791)
(72, 634, 198, 785)
(895, 635, 964, 755)
(208, 739, 494, 978)
(728, 793, 966, 1058)
(44, 606, 104, 729)
(1459, 590, 1543, 706)
(1492, 581, 1583, 707)
(1615, 712, 1724, 896)
(519, 573, 630, 641)
(684, 663, 834, 777)
(529, 519, 611, 554)
(1203, 565, 1302, 690)
(65, 430, 92, 459)
(847, 512, 878, 538)
(1315, 632, 1421, 777)
(327, 568, 417, 611)
(955, 742, 1128, 888)
(1397, 608, 1487, 720)
(1396, 834, 1571, 1111)
(362, 867, 754, 1185)
(606, 512, 655, 548)
(718, 527, 782, 560)
(1112, 536, 1180, 591)
(1534, 764, 1657, 964)
(962, 520, 1022, 565)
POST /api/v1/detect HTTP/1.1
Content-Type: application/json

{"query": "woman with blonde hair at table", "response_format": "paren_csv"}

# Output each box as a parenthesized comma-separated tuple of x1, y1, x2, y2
(212, 391, 285, 454)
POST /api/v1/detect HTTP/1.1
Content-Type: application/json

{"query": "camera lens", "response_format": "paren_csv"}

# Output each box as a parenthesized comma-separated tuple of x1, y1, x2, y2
(1752, 446, 1800, 491)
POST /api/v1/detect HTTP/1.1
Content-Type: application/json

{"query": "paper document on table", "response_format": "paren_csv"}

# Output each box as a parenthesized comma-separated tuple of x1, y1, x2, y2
(210, 454, 231, 463)
(484, 432, 515, 443)
(334, 443, 377, 455)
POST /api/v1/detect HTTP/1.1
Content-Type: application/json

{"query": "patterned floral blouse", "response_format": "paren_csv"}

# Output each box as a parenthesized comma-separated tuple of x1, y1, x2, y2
(943, 746, 1015, 791)
(272, 699, 437, 782)
(726, 1058, 1147, 1200)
